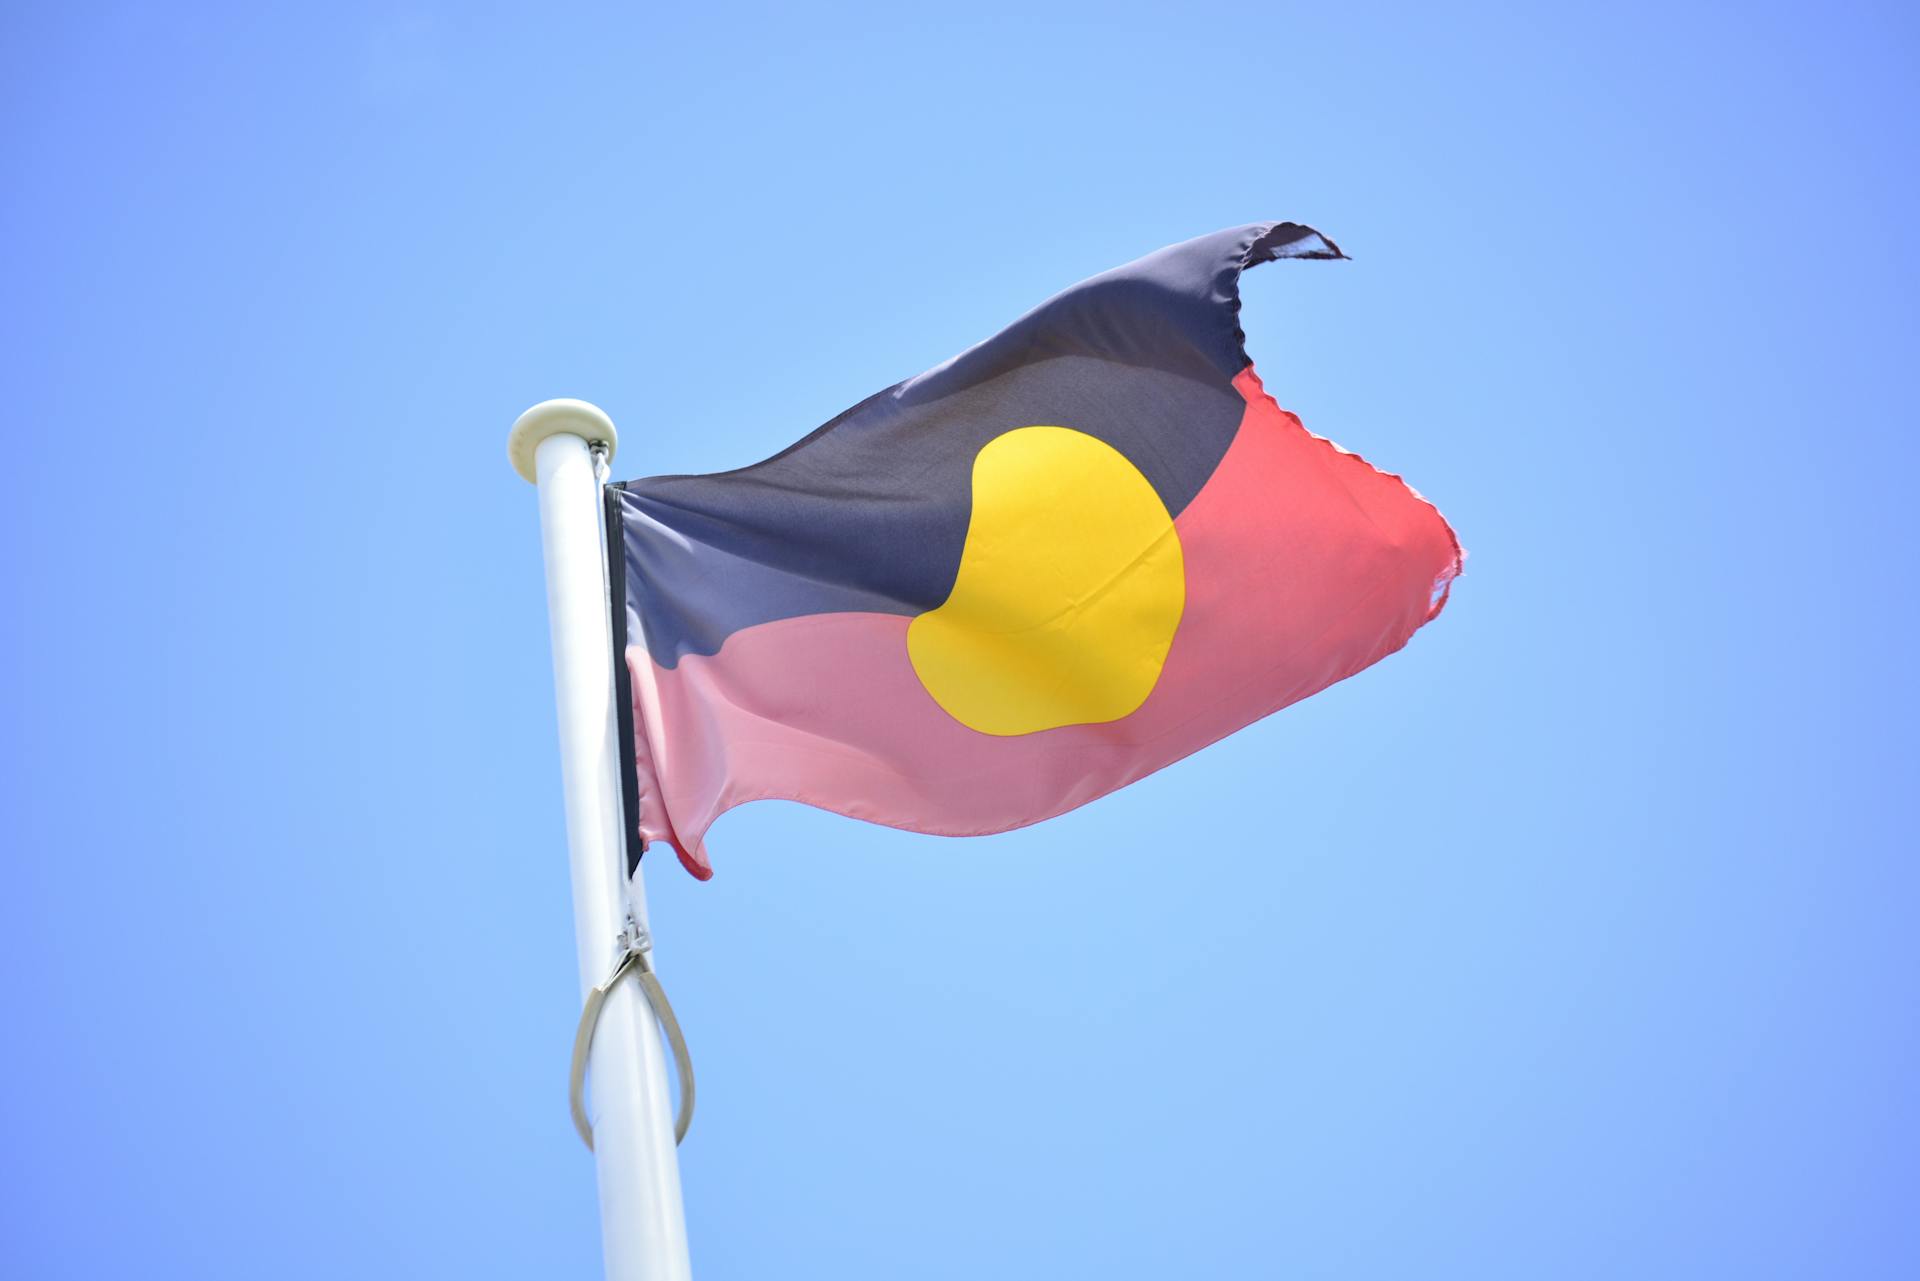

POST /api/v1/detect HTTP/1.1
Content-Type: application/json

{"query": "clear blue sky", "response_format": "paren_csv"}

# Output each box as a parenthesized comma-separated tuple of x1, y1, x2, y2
(4, 3, 1915, 1277)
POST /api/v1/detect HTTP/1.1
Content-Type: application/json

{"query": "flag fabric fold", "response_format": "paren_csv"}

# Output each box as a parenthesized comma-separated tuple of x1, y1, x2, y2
(607, 222, 1462, 879)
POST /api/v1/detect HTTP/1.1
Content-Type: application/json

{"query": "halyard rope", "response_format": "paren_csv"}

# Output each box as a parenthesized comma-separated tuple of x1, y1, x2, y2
(570, 918, 695, 1149)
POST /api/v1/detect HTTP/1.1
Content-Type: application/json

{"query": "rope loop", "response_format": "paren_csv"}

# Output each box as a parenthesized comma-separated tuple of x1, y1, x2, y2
(569, 916, 695, 1150)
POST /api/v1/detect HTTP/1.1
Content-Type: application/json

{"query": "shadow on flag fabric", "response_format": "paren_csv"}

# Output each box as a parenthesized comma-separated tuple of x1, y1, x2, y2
(606, 222, 1463, 879)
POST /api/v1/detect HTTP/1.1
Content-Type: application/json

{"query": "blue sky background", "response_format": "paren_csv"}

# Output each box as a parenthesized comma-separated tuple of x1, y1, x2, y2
(4, 2, 1916, 1277)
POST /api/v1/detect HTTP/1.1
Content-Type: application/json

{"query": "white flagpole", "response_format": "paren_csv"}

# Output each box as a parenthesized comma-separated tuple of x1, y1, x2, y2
(510, 399, 693, 1280)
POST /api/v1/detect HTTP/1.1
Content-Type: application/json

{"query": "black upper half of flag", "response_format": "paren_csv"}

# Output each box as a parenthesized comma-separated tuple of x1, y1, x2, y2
(612, 221, 1345, 668)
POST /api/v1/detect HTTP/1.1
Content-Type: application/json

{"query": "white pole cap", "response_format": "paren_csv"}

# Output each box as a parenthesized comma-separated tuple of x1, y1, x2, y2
(508, 398, 619, 484)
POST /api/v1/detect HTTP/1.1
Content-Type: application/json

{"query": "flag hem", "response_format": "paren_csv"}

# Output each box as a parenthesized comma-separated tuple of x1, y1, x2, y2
(604, 481, 646, 877)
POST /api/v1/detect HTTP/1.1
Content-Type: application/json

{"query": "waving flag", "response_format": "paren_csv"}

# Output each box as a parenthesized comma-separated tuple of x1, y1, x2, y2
(608, 222, 1462, 879)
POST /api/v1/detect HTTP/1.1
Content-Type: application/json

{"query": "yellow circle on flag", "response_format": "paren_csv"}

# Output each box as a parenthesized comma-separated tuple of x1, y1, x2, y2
(907, 426, 1185, 736)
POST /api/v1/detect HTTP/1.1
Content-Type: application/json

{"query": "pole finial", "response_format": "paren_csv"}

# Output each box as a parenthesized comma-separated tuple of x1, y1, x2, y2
(508, 399, 619, 484)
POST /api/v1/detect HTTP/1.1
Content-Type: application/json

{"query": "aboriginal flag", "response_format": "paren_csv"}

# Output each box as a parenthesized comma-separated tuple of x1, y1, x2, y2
(608, 222, 1462, 879)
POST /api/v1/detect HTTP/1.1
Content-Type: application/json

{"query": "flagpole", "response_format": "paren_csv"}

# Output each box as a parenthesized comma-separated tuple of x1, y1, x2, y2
(510, 399, 693, 1281)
